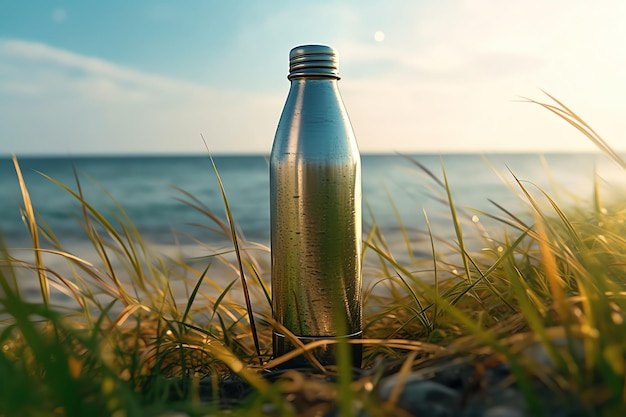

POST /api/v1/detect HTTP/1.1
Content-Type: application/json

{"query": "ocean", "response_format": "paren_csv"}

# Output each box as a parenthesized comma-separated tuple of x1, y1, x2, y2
(1, 153, 625, 300)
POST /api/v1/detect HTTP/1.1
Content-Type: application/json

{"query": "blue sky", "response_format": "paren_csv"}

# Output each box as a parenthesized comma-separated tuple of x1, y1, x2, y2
(1, 1, 625, 155)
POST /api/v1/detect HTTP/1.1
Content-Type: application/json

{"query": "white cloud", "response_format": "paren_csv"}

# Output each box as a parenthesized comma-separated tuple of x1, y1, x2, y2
(330, 0, 626, 153)
(52, 8, 67, 23)
(0, 39, 283, 155)
(2, 0, 626, 157)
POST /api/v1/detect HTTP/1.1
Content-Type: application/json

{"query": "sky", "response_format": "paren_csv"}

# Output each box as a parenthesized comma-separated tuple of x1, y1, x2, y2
(1, 1, 625, 155)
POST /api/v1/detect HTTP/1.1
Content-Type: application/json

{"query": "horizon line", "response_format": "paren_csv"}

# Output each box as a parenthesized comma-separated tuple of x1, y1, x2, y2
(2, 150, 616, 159)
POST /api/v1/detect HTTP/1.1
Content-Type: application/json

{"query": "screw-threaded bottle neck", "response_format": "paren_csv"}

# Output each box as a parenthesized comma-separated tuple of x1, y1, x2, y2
(288, 44, 339, 80)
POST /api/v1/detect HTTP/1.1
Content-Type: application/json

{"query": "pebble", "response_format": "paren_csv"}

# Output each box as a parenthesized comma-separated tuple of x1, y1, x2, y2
(482, 405, 527, 417)
(182, 343, 597, 417)
(521, 338, 585, 368)
(378, 376, 460, 417)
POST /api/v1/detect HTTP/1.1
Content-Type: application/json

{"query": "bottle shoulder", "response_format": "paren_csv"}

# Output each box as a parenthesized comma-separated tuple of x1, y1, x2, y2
(277, 81, 351, 130)
(271, 78, 359, 160)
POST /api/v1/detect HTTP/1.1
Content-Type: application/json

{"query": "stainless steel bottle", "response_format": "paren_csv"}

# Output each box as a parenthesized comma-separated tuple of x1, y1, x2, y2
(270, 44, 362, 367)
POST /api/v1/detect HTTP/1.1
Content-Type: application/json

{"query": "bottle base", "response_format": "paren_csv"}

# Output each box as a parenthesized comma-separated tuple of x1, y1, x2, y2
(272, 331, 363, 369)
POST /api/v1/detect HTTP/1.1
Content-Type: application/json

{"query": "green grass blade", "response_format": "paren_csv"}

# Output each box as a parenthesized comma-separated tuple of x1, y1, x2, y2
(181, 263, 212, 325)
(441, 160, 472, 284)
(211, 279, 238, 321)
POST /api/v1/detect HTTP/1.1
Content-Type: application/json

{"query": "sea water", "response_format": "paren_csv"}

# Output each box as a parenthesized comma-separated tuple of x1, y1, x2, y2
(1, 153, 624, 304)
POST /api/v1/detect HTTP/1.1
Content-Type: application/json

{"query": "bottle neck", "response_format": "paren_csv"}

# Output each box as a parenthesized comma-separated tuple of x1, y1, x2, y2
(289, 76, 339, 83)
(288, 44, 340, 80)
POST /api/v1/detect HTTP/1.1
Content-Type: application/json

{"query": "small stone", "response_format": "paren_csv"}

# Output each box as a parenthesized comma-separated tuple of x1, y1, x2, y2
(551, 408, 594, 417)
(378, 374, 460, 417)
(378, 373, 425, 398)
(521, 338, 585, 369)
(482, 405, 527, 417)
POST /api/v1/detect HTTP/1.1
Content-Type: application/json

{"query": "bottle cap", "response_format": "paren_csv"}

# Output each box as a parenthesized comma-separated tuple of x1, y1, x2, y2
(288, 44, 339, 80)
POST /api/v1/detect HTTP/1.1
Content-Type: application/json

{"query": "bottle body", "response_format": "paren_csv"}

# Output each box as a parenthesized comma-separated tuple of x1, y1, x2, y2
(270, 46, 362, 367)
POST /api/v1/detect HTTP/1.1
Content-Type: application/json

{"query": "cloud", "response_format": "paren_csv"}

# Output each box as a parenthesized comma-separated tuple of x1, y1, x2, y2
(1, 39, 209, 97)
(2, 0, 626, 158)
(52, 8, 67, 23)
(327, 0, 626, 153)
(0, 39, 283, 155)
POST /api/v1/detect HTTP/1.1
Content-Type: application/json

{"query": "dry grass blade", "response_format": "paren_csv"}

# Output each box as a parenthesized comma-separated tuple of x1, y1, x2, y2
(203, 138, 262, 366)
(386, 350, 418, 406)
(363, 240, 501, 348)
(385, 188, 415, 263)
(511, 171, 570, 324)
(401, 154, 446, 189)
(393, 271, 431, 330)
(181, 263, 212, 325)
(441, 161, 472, 284)
(241, 255, 272, 307)
(12, 154, 48, 305)
(263, 337, 442, 370)
(171, 185, 232, 237)
(0, 246, 20, 298)
(423, 209, 439, 328)
(487, 198, 531, 231)
(263, 320, 328, 372)
(6, 109, 626, 414)
(525, 91, 626, 170)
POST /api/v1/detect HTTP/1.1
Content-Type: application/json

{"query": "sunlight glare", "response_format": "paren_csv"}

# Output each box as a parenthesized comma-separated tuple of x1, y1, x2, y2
(374, 31, 385, 42)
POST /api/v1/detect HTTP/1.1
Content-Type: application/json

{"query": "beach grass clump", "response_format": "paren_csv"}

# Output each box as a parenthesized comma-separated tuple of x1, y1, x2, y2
(2, 95, 626, 416)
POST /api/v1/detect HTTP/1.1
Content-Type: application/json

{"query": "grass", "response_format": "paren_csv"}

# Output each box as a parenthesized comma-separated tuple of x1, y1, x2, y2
(2, 94, 626, 416)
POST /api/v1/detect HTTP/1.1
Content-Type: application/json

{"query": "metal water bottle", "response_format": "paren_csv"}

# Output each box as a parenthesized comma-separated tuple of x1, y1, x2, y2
(270, 44, 362, 367)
